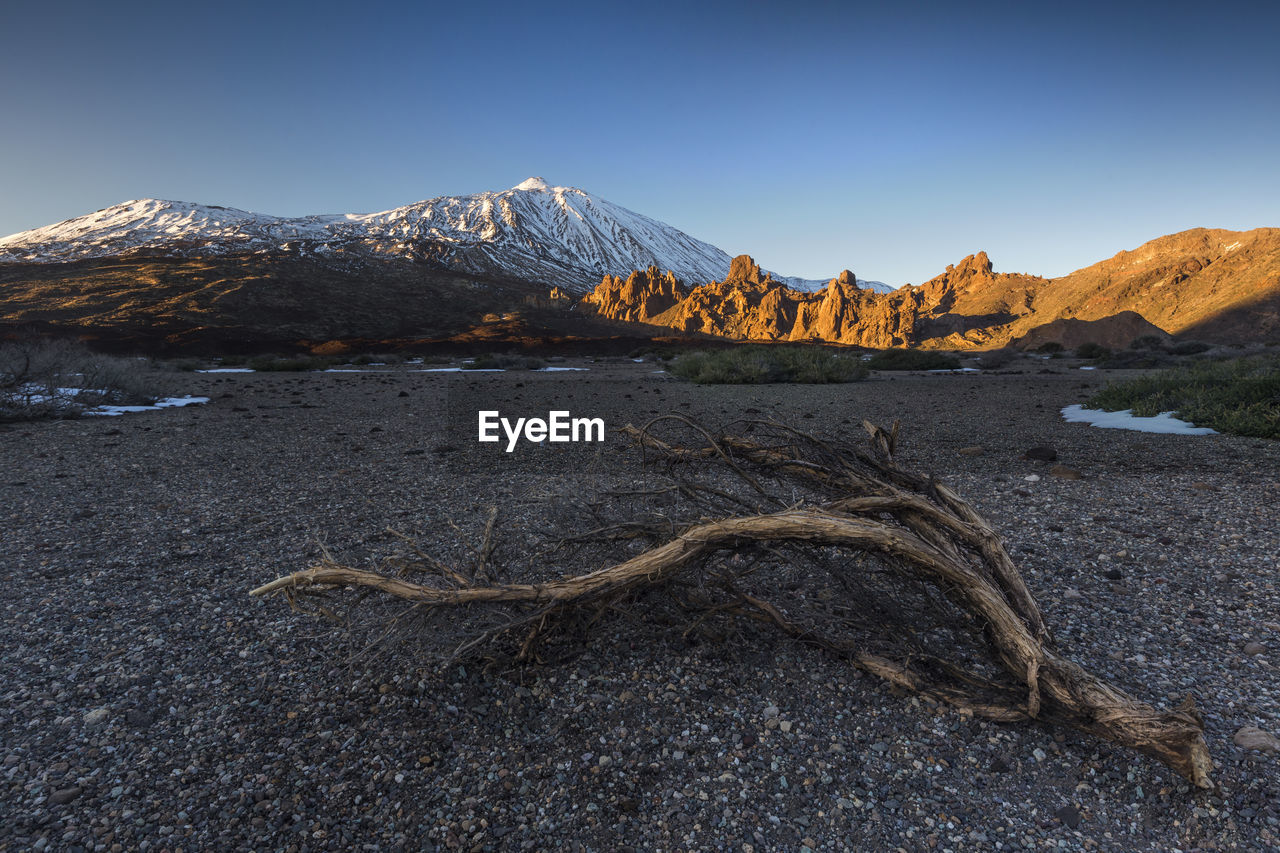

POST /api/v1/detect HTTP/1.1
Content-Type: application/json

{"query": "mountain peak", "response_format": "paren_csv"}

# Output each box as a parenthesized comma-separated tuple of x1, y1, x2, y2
(513, 176, 550, 191)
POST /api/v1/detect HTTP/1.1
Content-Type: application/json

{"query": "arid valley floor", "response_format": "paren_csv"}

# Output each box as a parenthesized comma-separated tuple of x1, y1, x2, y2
(2, 361, 1278, 851)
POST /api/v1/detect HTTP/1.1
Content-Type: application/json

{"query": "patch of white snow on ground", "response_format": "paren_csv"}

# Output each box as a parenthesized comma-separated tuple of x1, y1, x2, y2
(416, 367, 505, 373)
(536, 367, 589, 372)
(85, 396, 210, 416)
(197, 368, 255, 373)
(1060, 404, 1216, 435)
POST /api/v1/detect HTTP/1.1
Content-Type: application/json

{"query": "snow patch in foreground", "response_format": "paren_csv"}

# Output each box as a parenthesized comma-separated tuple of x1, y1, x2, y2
(197, 368, 255, 373)
(85, 396, 210, 416)
(536, 367, 589, 372)
(1060, 404, 1216, 435)
(417, 367, 504, 373)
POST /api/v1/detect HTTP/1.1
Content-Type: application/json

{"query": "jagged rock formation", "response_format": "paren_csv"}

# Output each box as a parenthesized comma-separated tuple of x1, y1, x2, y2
(586, 256, 921, 348)
(583, 267, 687, 323)
(585, 228, 1280, 349)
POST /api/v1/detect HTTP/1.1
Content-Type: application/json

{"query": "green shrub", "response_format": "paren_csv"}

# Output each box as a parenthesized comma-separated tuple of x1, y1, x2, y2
(978, 348, 1017, 368)
(0, 338, 159, 421)
(1130, 334, 1168, 351)
(1034, 342, 1065, 354)
(1086, 356, 1280, 438)
(349, 353, 403, 365)
(464, 354, 546, 370)
(247, 355, 336, 372)
(864, 348, 962, 371)
(670, 346, 867, 384)
(1169, 340, 1212, 356)
(1095, 349, 1177, 370)
(1075, 342, 1111, 360)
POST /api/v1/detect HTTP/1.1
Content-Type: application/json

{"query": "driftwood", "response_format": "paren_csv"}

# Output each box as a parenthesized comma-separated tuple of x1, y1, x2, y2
(251, 416, 1213, 789)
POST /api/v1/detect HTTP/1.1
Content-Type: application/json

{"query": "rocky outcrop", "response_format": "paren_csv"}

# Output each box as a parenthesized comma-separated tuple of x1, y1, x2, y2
(582, 266, 687, 323)
(583, 229, 1280, 349)
(524, 286, 573, 310)
(585, 256, 922, 348)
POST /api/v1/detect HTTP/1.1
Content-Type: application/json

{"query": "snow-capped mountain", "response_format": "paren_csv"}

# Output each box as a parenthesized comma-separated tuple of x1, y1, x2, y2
(0, 178, 889, 293)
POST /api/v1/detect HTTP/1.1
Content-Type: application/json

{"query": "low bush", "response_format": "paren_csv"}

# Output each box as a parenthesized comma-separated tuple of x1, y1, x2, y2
(1130, 334, 1168, 351)
(1086, 356, 1280, 438)
(978, 348, 1018, 369)
(1075, 342, 1111, 360)
(1169, 340, 1212, 356)
(247, 355, 336, 372)
(1034, 342, 1065, 354)
(465, 354, 546, 370)
(349, 353, 403, 365)
(864, 348, 962, 371)
(0, 337, 158, 421)
(670, 346, 867, 384)
(1095, 349, 1178, 370)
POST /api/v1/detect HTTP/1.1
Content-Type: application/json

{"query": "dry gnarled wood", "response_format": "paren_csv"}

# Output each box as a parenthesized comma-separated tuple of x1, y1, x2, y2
(251, 417, 1213, 789)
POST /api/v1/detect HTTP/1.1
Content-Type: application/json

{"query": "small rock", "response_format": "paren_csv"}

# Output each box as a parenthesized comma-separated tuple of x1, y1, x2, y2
(1233, 726, 1279, 754)
(125, 709, 154, 729)
(762, 705, 779, 719)
(1049, 464, 1082, 480)
(1032, 747, 1047, 762)
(1102, 569, 1123, 581)
(779, 721, 793, 733)
(957, 446, 984, 456)
(1023, 474, 1041, 482)
(1023, 446, 1058, 462)
(1055, 804, 1081, 829)
(1063, 589, 1084, 600)
(1243, 642, 1267, 656)
(1190, 481, 1218, 491)
(83, 708, 110, 728)
(49, 786, 83, 805)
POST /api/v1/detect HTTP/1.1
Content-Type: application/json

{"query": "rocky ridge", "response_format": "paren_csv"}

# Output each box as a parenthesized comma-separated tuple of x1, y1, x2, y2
(584, 228, 1280, 349)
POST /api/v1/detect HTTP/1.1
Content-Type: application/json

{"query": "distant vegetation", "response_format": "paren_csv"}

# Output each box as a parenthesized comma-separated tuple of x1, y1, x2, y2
(464, 353, 547, 370)
(247, 355, 338, 372)
(670, 346, 868, 384)
(1087, 355, 1280, 439)
(1074, 342, 1111, 360)
(0, 338, 157, 421)
(864, 349, 962, 371)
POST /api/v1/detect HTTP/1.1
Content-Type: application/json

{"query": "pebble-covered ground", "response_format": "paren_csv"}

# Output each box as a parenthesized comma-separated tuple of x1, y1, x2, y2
(1, 359, 1277, 852)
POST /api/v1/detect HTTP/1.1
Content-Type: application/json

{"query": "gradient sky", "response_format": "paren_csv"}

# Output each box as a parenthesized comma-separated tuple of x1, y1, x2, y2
(2, 0, 1277, 285)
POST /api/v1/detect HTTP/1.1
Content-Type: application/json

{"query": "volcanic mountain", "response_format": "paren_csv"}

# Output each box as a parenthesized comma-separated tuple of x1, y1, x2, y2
(0, 178, 883, 294)
(585, 228, 1280, 349)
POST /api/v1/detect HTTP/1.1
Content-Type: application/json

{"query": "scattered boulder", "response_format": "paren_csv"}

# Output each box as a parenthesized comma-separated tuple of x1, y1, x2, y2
(1234, 726, 1280, 754)
(82, 708, 109, 728)
(1023, 446, 1058, 462)
(48, 786, 83, 805)
(957, 446, 984, 456)
(1055, 804, 1081, 829)
(1243, 642, 1267, 656)
(1049, 464, 1083, 480)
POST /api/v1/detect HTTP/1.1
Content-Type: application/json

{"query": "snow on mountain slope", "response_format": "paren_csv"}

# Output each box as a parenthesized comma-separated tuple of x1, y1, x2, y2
(0, 178, 886, 293)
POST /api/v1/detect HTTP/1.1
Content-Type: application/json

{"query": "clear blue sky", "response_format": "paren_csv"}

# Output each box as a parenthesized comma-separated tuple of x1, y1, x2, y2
(2, 0, 1277, 285)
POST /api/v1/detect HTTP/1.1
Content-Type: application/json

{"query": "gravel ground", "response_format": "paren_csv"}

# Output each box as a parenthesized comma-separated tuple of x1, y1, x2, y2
(1, 359, 1277, 852)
